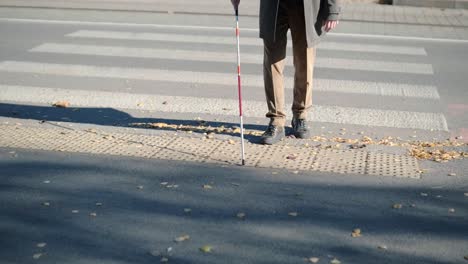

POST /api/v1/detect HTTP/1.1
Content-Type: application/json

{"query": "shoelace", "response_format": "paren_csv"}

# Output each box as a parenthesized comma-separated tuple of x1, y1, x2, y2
(294, 119, 307, 131)
(263, 124, 277, 136)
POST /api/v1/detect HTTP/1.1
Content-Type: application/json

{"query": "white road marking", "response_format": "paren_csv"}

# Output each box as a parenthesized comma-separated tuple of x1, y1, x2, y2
(0, 61, 440, 99)
(30, 43, 433, 74)
(1, 17, 467, 43)
(0, 85, 448, 131)
(65, 30, 427, 55)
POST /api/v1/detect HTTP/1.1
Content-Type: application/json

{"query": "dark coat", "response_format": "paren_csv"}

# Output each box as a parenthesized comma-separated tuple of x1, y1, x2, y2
(259, 0, 341, 47)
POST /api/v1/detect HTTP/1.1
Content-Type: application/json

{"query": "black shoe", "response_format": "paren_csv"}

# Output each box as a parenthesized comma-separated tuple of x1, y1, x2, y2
(261, 124, 285, 145)
(291, 118, 310, 139)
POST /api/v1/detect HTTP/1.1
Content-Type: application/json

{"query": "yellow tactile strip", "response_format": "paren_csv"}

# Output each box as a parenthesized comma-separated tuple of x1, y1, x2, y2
(0, 124, 421, 179)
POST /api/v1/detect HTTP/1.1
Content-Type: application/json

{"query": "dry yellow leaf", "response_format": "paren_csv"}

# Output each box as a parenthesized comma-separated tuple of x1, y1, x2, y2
(392, 203, 403, 209)
(33, 253, 43, 259)
(200, 245, 212, 253)
(330, 258, 341, 264)
(90, 212, 97, 217)
(53, 101, 70, 108)
(203, 184, 213, 190)
(351, 228, 362, 237)
(308, 257, 320, 263)
(174, 235, 190, 243)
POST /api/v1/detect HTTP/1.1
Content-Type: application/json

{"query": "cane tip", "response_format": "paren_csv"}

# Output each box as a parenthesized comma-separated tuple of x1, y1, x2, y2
(241, 160, 245, 166)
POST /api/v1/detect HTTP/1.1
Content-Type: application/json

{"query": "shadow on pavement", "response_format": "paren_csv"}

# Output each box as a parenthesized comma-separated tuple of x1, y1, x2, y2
(0, 148, 466, 264)
(0, 103, 267, 142)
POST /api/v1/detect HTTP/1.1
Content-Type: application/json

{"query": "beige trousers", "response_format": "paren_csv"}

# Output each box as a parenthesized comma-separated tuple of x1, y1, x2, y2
(263, 0, 316, 127)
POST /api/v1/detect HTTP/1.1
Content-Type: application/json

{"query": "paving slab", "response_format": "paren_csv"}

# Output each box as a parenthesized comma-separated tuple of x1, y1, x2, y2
(0, 123, 422, 178)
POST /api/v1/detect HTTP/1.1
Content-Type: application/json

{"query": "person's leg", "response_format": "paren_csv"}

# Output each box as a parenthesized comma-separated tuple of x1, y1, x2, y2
(263, 1, 289, 127)
(261, 0, 289, 144)
(289, 0, 316, 138)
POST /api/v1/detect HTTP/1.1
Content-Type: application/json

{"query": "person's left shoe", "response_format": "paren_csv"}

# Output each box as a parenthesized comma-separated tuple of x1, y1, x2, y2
(291, 118, 310, 139)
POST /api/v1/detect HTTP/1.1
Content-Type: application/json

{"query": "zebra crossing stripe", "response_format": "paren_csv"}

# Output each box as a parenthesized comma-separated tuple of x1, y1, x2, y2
(0, 61, 439, 99)
(30, 43, 433, 74)
(0, 85, 448, 131)
(67, 30, 427, 56)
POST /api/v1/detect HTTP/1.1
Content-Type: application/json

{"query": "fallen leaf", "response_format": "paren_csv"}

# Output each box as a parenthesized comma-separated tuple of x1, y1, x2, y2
(288, 212, 298, 217)
(203, 184, 213, 190)
(330, 258, 341, 264)
(420, 193, 428, 197)
(448, 173, 457, 177)
(448, 208, 456, 213)
(95, 202, 103, 206)
(286, 154, 298, 160)
(272, 172, 278, 175)
(72, 210, 79, 214)
(378, 245, 388, 250)
(33, 253, 43, 259)
(53, 101, 70, 108)
(464, 193, 468, 197)
(137, 185, 144, 190)
(160, 257, 169, 262)
(43, 180, 50, 184)
(160, 182, 169, 186)
(184, 208, 192, 213)
(37, 242, 47, 248)
(237, 212, 246, 220)
(351, 228, 362, 237)
(307, 257, 320, 263)
(350, 143, 366, 149)
(292, 171, 299, 174)
(149, 250, 161, 257)
(228, 139, 236, 145)
(90, 212, 97, 217)
(42, 202, 50, 207)
(200, 245, 212, 253)
(392, 203, 403, 209)
(174, 235, 190, 243)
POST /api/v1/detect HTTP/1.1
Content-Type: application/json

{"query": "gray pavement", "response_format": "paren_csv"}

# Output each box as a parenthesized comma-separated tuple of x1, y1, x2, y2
(0, 4, 468, 264)
(1, 147, 468, 264)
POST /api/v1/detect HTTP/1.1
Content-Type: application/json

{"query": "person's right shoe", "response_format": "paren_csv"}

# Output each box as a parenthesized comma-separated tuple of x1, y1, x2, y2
(291, 118, 310, 139)
(261, 123, 285, 145)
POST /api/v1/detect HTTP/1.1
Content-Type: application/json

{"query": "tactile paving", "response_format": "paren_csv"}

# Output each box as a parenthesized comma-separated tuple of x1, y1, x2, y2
(312, 148, 367, 174)
(153, 137, 221, 162)
(208, 141, 266, 166)
(367, 152, 421, 179)
(103, 134, 173, 158)
(0, 124, 422, 179)
(256, 145, 317, 170)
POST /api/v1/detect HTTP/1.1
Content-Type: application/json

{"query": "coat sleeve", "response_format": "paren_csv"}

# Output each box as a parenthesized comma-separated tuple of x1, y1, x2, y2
(327, 0, 341, 20)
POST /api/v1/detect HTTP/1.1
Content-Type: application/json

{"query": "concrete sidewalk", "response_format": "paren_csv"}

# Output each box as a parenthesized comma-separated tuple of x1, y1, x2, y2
(1, 0, 468, 39)
(0, 120, 423, 179)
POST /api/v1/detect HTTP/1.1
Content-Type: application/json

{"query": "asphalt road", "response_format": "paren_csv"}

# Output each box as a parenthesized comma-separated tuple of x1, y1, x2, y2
(0, 6, 468, 264)
(1, 147, 468, 264)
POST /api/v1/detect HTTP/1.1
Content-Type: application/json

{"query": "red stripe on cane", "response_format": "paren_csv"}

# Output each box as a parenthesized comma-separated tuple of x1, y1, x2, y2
(237, 65, 241, 75)
(236, 27, 239, 36)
